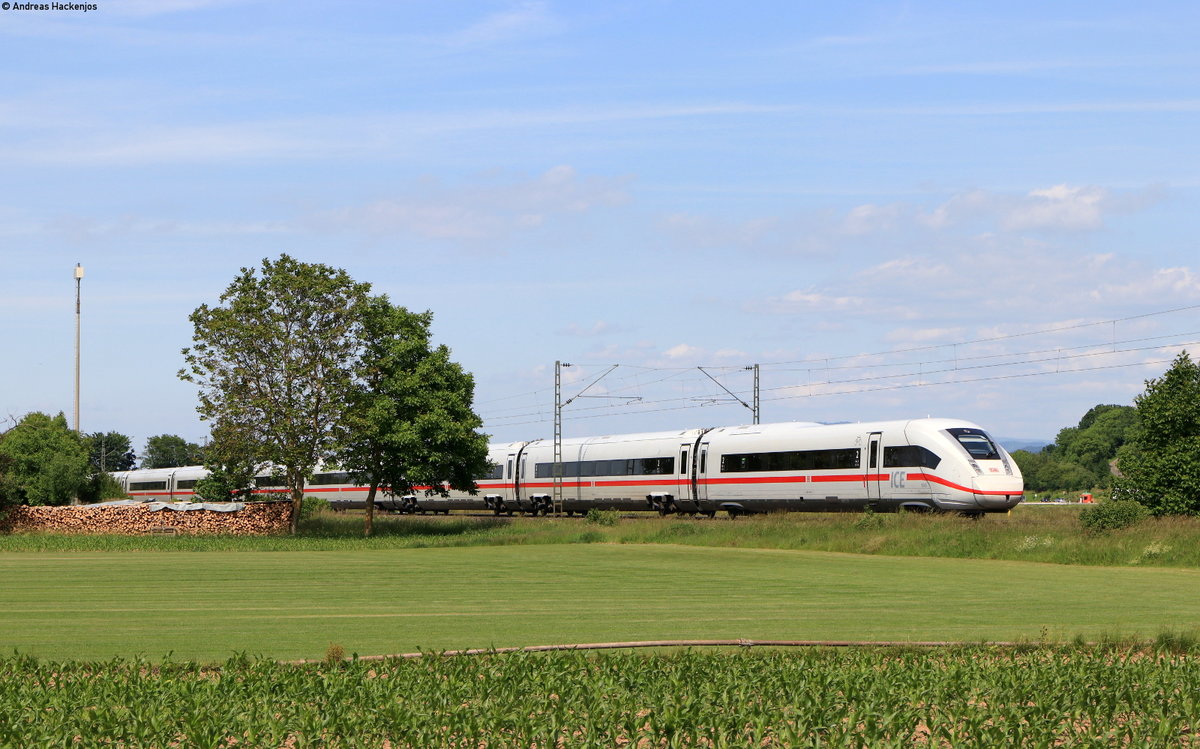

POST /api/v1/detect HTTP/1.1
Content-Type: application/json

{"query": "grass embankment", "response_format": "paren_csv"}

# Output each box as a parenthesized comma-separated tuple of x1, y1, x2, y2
(3, 647, 1198, 747)
(3, 505, 1196, 569)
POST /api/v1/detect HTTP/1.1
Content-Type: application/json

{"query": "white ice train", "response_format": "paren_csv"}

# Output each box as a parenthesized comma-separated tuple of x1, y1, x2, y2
(110, 418, 1024, 516)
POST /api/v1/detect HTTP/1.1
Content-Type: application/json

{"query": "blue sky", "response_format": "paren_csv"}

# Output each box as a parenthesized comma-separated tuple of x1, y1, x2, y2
(3, 0, 1199, 453)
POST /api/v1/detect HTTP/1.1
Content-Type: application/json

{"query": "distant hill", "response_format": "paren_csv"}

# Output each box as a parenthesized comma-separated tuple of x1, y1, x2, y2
(999, 438, 1051, 453)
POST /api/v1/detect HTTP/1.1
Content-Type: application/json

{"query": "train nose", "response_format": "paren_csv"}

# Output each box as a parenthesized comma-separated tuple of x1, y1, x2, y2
(974, 493, 1023, 511)
(972, 476, 1024, 511)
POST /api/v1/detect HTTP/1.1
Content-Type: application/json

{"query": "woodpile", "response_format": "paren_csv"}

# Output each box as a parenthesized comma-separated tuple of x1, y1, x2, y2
(0, 501, 292, 535)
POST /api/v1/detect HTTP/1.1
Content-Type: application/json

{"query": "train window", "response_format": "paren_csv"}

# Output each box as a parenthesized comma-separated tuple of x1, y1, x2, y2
(638, 457, 674, 475)
(535, 456, 676, 478)
(883, 446, 942, 470)
(473, 464, 504, 480)
(946, 428, 1001, 460)
(177, 479, 199, 490)
(506, 460, 512, 480)
(129, 481, 167, 491)
(680, 450, 688, 472)
(255, 475, 287, 488)
(721, 448, 860, 473)
(311, 472, 351, 485)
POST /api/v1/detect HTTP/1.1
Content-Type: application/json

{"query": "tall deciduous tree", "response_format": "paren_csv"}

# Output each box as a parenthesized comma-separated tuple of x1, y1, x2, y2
(0, 412, 90, 506)
(141, 434, 205, 469)
(336, 297, 491, 536)
(180, 255, 371, 532)
(1116, 351, 1200, 515)
(87, 431, 137, 472)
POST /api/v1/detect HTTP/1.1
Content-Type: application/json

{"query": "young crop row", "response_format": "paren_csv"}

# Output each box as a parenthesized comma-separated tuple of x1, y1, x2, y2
(1, 647, 1198, 747)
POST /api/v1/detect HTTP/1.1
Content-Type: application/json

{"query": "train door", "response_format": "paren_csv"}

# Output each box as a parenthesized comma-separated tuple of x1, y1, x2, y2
(866, 432, 883, 502)
(678, 442, 692, 510)
(695, 442, 710, 505)
(518, 455, 528, 510)
(505, 453, 516, 503)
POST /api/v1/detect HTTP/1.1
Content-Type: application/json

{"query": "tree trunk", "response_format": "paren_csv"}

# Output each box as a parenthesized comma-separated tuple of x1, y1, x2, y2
(364, 484, 378, 537)
(290, 481, 303, 535)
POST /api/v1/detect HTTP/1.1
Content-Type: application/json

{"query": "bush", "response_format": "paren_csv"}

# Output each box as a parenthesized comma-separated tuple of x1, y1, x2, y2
(855, 506, 885, 529)
(585, 508, 620, 526)
(79, 473, 129, 503)
(1080, 499, 1149, 532)
(300, 496, 331, 520)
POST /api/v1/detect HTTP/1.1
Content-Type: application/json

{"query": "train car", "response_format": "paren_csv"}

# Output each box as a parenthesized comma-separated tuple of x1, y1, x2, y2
(108, 418, 1023, 515)
(693, 419, 1022, 515)
(111, 466, 209, 502)
(462, 418, 1021, 516)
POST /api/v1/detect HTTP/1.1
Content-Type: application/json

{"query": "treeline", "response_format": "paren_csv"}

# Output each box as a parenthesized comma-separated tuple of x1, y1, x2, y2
(1010, 405, 1136, 493)
(0, 415, 206, 508)
(1012, 351, 1200, 516)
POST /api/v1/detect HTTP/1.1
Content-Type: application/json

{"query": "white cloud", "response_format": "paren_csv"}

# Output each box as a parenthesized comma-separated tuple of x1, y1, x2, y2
(1092, 267, 1200, 303)
(841, 203, 905, 235)
(664, 343, 702, 359)
(1004, 184, 1108, 231)
(559, 321, 616, 337)
(313, 166, 631, 244)
(921, 184, 1159, 233)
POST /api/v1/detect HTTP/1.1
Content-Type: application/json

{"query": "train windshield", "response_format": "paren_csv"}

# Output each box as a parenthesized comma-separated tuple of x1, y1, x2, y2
(945, 428, 1001, 460)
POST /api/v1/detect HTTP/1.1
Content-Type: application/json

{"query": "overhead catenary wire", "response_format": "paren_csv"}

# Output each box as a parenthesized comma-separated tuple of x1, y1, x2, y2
(478, 304, 1200, 430)
(483, 352, 1186, 429)
(481, 338, 1197, 428)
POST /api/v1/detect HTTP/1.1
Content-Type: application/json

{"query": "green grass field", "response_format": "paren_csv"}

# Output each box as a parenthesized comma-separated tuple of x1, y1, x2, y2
(4, 541, 1200, 662)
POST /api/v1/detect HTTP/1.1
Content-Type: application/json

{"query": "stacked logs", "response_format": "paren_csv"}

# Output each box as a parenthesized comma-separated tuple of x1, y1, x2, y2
(0, 501, 292, 535)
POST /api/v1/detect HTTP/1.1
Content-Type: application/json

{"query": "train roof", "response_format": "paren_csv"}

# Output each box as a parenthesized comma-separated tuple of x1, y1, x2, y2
(502, 418, 988, 450)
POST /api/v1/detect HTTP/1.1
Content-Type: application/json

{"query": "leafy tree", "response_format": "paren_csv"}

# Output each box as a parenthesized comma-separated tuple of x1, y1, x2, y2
(79, 473, 130, 503)
(141, 434, 205, 469)
(336, 296, 491, 536)
(0, 412, 90, 506)
(180, 254, 371, 532)
(1115, 351, 1200, 515)
(1010, 449, 1098, 493)
(1012, 403, 1137, 492)
(194, 418, 262, 502)
(87, 431, 137, 472)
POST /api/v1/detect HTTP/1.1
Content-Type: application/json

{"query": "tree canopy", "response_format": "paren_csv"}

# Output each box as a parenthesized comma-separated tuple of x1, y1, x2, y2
(1115, 351, 1200, 515)
(1011, 403, 1136, 493)
(336, 296, 491, 535)
(181, 258, 490, 530)
(0, 412, 90, 507)
(141, 434, 205, 469)
(88, 431, 137, 472)
(180, 255, 372, 531)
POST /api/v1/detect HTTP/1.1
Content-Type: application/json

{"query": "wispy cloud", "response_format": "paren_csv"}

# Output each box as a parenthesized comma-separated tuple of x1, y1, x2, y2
(443, 1, 563, 49)
(311, 165, 631, 245)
